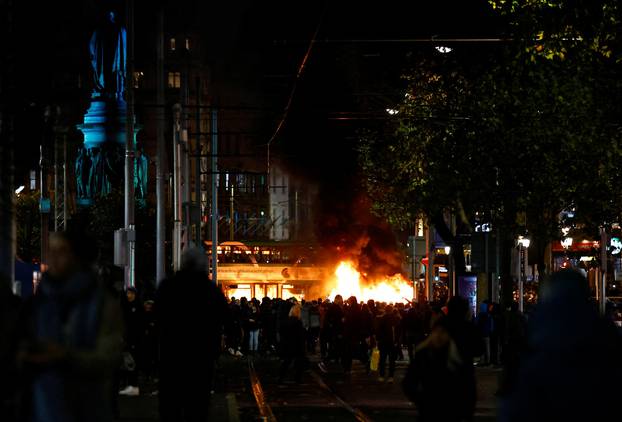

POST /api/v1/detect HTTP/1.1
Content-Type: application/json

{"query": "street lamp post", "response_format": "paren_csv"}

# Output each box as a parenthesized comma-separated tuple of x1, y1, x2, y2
(517, 236, 530, 313)
(600, 227, 608, 316)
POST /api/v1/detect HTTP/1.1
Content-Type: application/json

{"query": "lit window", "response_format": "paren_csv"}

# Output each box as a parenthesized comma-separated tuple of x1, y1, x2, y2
(185, 37, 191, 50)
(170, 37, 176, 51)
(167, 71, 181, 88)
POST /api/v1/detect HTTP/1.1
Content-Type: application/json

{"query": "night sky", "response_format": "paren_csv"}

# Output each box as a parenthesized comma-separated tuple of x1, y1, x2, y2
(8, 0, 501, 259)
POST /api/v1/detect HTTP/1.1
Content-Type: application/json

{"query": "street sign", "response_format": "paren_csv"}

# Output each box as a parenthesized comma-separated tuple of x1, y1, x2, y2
(39, 198, 51, 213)
(114, 229, 127, 267)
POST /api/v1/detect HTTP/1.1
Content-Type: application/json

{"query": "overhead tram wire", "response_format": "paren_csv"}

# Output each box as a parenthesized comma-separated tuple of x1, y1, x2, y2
(265, 6, 327, 176)
(273, 37, 510, 45)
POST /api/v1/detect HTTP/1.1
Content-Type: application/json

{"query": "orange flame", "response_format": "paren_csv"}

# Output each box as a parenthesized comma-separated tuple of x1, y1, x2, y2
(328, 261, 414, 303)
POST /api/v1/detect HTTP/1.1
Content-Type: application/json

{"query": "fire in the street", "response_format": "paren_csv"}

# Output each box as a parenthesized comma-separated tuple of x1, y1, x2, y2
(328, 261, 413, 303)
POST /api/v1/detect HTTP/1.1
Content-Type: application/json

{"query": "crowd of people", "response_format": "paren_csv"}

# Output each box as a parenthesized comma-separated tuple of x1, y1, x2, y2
(1, 225, 621, 422)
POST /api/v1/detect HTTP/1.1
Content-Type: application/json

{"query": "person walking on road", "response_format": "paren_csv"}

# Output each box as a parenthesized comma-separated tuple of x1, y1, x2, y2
(119, 286, 143, 396)
(247, 303, 261, 356)
(375, 304, 401, 383)
(403, 296, 482, 422)
(156, 248, 231, 422)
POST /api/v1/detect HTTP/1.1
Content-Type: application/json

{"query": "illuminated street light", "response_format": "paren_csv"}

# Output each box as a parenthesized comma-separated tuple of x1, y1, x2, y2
(517, 235, 530, 313)
(517, 236, 530, 248)
(435, 46, 452, 53)
(15, 185, 25, 195)
(386, 108, 399, 115)
(444, 246, 451, 255)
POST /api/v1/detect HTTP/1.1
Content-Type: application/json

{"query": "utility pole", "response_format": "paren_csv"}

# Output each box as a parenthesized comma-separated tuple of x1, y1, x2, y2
(425, 223, 435, 301)
(494, 226, 501, 303)
(229, 185, 234, 241)
(53, 122, 68, 232)
(449, 213, 456, 297)
(124, 0, 136, 290)
(410, 237, 417, 302)
(600, 227, 608, 316)
(210, 109, 218, 284)
(0, 112, 16, 290)
(155, 2, 165, 285)
(172, 103, 182, 271)
(181, 66, 191, 248)
(194, 76, 202, 248)
(519, 243, 525, 313)
(0, 0, 16, 290)
(183, 125, 190, 245)
(40, 108, 52, 272)
(294, 190, 299, 240)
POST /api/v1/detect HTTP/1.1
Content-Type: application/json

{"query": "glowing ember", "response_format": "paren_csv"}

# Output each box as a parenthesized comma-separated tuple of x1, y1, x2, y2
(328, 261, 414, 303)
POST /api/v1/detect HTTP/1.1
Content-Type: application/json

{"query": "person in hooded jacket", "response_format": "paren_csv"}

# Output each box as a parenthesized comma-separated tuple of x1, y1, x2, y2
(156, 248, 231, 422)
(16, 229, 122, 422)
(500, 269, 622, 422)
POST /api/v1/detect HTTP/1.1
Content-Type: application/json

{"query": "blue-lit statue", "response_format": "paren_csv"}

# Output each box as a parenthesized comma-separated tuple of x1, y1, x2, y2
(134, 147, 148, 199)
(76, 6, 143, 206)
(89, 11, 126, 99)
(75, 147, 86, 198)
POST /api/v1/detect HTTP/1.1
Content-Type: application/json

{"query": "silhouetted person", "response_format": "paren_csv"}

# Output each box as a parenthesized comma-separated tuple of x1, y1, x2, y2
(500, 269, 622, 422)
(278, 304, 307, 383)
(403, 296, 481, 422)
(119, 286, 143, 396)
(17, 229, 122, 422)
(318, 295, 344, 373)
(156, 248, 230, 422)
(342, 296, 364, 374)
(475, 301, 492, 365)
(246, 303, 260, 355)
(0, 276, 21, 422)
(497, 301, 526, 397)
(139, 299, 158, 390)
(375, 304, 401, 382)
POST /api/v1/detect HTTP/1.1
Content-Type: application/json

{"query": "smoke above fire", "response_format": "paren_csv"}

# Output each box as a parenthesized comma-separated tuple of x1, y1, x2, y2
(313, 194, 410, 301)
(317, 194, 404, 278)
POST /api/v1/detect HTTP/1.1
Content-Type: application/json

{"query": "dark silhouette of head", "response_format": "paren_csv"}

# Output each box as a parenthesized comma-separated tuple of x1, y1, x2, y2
(446, 296, 470, 321)
(540, 268, 590, 306)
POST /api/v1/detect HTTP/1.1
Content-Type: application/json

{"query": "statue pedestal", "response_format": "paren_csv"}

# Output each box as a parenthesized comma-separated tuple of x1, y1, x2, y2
(76, 98, 142, 205)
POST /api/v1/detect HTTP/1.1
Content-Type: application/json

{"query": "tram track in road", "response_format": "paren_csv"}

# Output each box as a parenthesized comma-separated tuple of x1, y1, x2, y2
(243, 356, 497, 421)
(309, 370, 374, 422)
(247, 356, 374, 422)
(248, 357, 278, 422)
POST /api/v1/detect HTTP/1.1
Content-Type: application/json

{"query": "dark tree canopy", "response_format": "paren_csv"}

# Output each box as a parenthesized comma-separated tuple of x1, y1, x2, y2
(360, 0, 622, 285)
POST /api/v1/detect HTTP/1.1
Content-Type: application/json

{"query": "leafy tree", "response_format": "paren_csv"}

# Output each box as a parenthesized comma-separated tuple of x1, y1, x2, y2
(15, 191, 41, 262)
(86, 189, 157, 288)
(360, 0, 622, 305)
